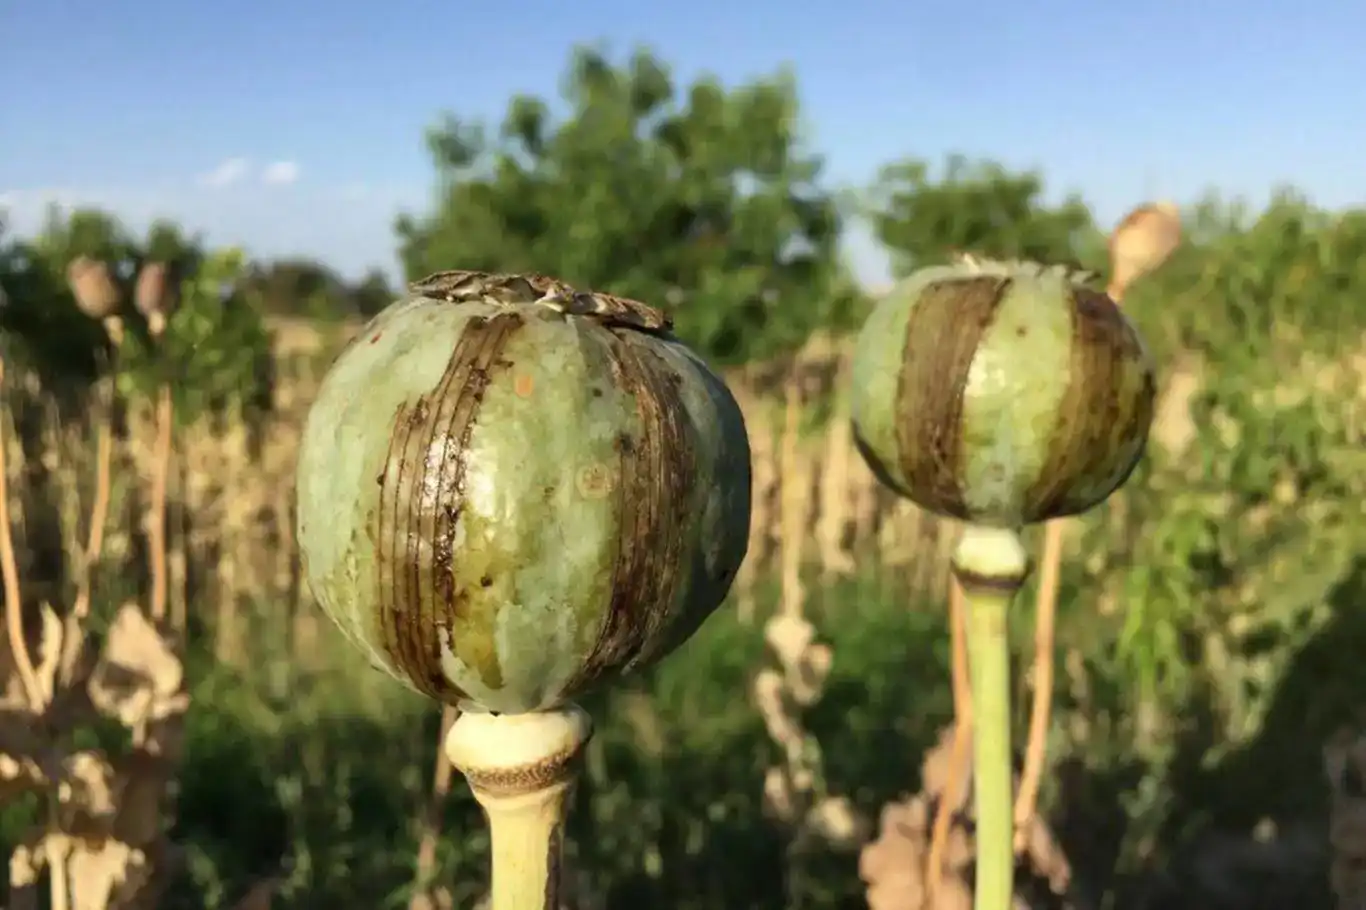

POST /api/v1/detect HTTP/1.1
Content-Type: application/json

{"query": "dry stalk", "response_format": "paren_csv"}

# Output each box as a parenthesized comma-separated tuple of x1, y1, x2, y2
(1011, 521, 1062, 851)
(1, 261, 191, 910)
(409, 705, 460, 910)
(860, 726, 1082, 910)
(925, 581, 973, 900)
(1011, 202, 1182, 846)
(60, 319, 121, 687)
(735, 367, 776, 625)
(754, 375, 865, 856)
(0, 356, 43, 712)
(146, 383, 173, 628)
(814, 350, 855, 582)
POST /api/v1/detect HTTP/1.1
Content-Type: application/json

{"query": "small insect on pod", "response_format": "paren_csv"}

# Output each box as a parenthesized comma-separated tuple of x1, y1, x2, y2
(849, 258, 1156, 910)
(295, 270, 752, 910)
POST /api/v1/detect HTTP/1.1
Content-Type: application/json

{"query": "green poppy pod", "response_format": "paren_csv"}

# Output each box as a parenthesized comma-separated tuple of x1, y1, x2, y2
(295, 271, 752, 714)
(851, 258, 1156, 527)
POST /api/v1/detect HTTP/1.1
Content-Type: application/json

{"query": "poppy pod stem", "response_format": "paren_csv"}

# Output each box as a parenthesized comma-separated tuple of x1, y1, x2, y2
(444, 703, 593, 910)
(950, 525, 1031, 910)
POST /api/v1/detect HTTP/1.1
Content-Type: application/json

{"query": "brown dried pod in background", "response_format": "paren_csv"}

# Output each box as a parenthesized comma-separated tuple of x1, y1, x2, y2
(134, 261, 180, 335)
(1108, 201, 1182, 298)
(66, 256, 123, 320)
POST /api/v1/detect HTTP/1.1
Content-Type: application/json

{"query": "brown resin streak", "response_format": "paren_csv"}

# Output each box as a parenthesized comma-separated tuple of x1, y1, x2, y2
(544, 820, 565, 910)
(561, 333, 696, 694)
(1024, 287, 1156, 520)
(893, 277, 1014, 519)
(375, 313, 523, 700)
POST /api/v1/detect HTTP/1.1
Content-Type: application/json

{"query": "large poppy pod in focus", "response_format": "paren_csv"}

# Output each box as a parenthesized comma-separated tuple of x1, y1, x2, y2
(850, 258, 1157, 528)
(295, 270, 753, 715)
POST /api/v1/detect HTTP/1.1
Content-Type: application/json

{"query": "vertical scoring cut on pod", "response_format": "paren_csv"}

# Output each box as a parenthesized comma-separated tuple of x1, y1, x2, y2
(850, 259, 1156, 527)
(296, 271, 752, 714)
(1021, 284, 1155, 521)
(374, 310, 523, 699)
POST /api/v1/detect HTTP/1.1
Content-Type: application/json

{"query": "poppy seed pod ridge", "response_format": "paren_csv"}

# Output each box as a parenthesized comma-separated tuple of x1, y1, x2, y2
(295, 270, 752, 910)
(849, 258, 1156, 910)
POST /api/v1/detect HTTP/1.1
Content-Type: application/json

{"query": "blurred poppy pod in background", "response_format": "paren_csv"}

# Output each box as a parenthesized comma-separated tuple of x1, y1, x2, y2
(66, 256, 123, 320)
(1108, 202, 1181, 298)
(134, 261, 180, 336)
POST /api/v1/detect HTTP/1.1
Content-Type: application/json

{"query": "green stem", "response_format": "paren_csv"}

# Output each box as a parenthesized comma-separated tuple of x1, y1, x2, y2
(951, 524, 1029, 910)
(966, 586, 1013, 910)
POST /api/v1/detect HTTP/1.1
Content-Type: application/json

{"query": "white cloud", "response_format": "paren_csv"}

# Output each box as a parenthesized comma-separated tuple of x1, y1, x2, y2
(200, 158, 250, 188)
(261, 161, 301, 186)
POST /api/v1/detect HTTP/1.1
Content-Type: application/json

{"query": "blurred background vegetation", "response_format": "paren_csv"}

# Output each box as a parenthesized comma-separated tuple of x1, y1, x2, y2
(4, 46, 1366, 910)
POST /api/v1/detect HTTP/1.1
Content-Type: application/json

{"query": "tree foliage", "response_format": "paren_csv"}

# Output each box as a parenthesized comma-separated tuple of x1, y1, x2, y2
(868, 154, 1100, 276)
(395, 46, 864, 365)
(0, 209, 123, 384)
(241, 259, 394, 320)
(0, 207, 273, 422)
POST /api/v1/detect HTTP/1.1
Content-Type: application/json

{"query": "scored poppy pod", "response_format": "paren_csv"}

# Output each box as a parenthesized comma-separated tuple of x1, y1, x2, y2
(295, 270, 753, 715)
(850, 258, 1157, 528)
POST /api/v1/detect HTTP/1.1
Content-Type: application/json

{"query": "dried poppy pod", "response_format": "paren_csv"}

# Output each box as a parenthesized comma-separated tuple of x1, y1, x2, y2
(850, 258, 1156, 528)
(134, 261, 180, 336)
(66, 256, 122, 320)
(1109, 201, 1181, 298)
(295, 270, 752, 715)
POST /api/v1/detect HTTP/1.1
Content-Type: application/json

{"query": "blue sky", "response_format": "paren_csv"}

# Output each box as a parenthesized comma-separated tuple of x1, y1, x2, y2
(4, 0, 1363, 286)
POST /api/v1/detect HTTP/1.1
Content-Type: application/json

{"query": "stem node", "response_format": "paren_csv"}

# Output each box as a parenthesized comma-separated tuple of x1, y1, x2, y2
(445, 703, 592, 910)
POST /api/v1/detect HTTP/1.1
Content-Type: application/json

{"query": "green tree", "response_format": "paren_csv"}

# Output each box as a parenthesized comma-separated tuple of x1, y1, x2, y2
(0, 207, 124, 387)
(868, 155, 1099, 277)
(348, 268, 393, 318)
(117, 246, 273, 422)
(0, 207, 272, 419)
(143, 219, 207, 278)
(241, 258, 392, 321)
(396, 46, 865, 365)
(241, 258, 343, 318)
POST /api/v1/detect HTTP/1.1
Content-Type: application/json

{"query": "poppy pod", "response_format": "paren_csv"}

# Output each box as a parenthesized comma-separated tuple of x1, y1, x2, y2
(295, 270, 752, 714)
(134, 261, 180, 333)
(850, 258, 1156, 528)
(66, 257, 122, 320)
(1109, 202, 1181, 297)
